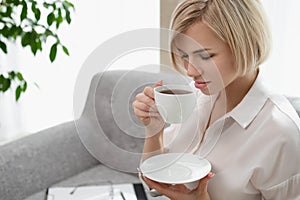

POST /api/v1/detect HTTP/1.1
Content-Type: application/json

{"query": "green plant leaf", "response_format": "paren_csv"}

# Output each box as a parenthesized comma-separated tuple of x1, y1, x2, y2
(56, 8, 63, 29)
(36, 9, 41, 21)
(62, 45, 69, 56)
(6, 0, 21, 4)
(17, 72, 24, 81)
(15, 26, 23, 38)
(1, 26, 10, 38)
(9, 71, 16, 79)
(21, 32, 31, 47)
(65, 9, 71, 24)
(65, 1, 75, 9)
(2, 78, 11, 92)
(52, 3, 57, 10)
(10, 25, 21, 39)
(0, 40, 8, 53)
(47, 12, 55, 26)
(31, 3, 41, 21)
(16, 85, 22, 101)
(50, 43, 57, 62)
(0, 75, 11, 92)
(30, 41, 38, 55)
(3, 6, 13, 17)
(20, 1, 28, 21)
(37, 39, 42, 51)
(22, 81, 27, 92)
(0, 75, 3, 91)
(31, 2, 37, 12)
(28, 30, 38, 55)
(0, 75, 5, 91)
(43, 2, 51, 8)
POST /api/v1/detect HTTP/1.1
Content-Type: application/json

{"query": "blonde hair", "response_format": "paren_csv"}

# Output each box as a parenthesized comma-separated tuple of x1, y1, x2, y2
(170, 0, 271, 76)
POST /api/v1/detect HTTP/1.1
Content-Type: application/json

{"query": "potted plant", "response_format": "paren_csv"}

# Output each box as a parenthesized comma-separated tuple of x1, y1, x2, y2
(0, 0, 74, 100)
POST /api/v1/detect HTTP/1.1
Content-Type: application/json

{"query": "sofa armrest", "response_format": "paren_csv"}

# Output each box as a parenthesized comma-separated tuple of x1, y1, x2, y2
(288, 97, 300, 117)
(0, 121, 99, 200)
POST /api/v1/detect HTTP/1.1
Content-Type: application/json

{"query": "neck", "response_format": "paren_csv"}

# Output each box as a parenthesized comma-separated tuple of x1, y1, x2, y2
(221, 69, 258, 113)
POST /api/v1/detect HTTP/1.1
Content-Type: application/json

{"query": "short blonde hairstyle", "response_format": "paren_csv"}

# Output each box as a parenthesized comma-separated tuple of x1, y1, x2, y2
(170, 0, 271, 76)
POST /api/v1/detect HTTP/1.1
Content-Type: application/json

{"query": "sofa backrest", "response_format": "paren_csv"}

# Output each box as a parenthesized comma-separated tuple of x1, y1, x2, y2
(78, 70, 191, 173)
(288, 97, 300, 117)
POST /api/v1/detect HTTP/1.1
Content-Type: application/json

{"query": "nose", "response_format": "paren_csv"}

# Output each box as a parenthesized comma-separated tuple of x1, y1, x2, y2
(185, 60, 203, 77)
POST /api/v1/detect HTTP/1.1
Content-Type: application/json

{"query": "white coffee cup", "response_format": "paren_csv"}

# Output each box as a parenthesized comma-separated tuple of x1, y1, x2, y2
(154, 85, 196, 124)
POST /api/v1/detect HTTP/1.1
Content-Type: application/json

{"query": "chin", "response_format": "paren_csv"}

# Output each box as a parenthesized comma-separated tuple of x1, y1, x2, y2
(199, 88, 217, 96)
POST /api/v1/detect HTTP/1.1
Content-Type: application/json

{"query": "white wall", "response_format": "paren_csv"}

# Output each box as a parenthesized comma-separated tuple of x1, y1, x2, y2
(260, 0, 300, 96)
(0, 0, 159, 142)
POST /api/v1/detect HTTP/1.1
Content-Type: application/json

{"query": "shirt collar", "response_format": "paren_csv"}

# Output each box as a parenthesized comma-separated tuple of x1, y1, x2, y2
(227, 72, 272, 129)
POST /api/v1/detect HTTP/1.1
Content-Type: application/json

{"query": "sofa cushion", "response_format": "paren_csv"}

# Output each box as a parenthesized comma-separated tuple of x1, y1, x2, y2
(0, 121, 99, 200)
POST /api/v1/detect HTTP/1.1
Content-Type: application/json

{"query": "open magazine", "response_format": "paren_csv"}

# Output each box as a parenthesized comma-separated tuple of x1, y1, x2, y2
(45, 183, 148, 200)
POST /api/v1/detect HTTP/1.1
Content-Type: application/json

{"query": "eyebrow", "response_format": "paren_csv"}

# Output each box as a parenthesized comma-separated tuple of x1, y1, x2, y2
(176, 47, 211, 54)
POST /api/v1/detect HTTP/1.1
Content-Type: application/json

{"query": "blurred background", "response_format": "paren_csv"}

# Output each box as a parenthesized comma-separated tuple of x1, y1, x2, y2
(0, 0, 299, 143)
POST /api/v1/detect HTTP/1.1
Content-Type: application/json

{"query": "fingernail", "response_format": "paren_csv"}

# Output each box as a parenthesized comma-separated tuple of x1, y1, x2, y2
(209, 172, 215, 178)
(156, 80, 163, 86)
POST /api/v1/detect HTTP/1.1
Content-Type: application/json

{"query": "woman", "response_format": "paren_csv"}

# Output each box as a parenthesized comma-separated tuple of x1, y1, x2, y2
(133, 0, 300, 199)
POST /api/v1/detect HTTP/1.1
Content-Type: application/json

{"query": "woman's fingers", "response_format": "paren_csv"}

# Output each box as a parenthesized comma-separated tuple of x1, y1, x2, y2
(143, 176, 177, 199)
(143, 86, 155, 99)
(169, 184, 190, 192)
(135, 80, 163, 109)
(133, 100, 158, 113)
(133, 106, 161, 118)
(143, 176, 170, 188)
(143, 80, 163, 100)
(132, 100, 150, 112)
(132, 80, 164, 127)
(135, 93, 156, 107)
(197, 172, 215, 192)
(155, 80, 163, 87)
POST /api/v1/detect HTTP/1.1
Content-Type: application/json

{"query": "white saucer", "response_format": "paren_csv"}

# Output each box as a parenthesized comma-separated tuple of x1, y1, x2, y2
(140, 153, 211, 184)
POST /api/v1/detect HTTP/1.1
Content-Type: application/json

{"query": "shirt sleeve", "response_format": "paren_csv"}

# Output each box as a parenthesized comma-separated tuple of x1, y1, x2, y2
(163, 124, 178, 150)
(252, 117, 300, 200)
(261, 174, 300, 200)
(163, 124, 188, 153)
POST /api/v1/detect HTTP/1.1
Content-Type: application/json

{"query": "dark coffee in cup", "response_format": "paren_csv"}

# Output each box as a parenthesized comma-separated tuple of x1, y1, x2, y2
(154, 85, 196, 123)
(159, 89, 192, 95)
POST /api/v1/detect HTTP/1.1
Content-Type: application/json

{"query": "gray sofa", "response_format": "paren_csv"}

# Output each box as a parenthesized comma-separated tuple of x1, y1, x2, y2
(0, 70, 299, 200)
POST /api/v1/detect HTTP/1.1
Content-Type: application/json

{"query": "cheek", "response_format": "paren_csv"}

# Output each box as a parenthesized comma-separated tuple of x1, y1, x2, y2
(183, 60, 189, 70)
(212, 57, 237, 83)
(201, 60, 222, 81)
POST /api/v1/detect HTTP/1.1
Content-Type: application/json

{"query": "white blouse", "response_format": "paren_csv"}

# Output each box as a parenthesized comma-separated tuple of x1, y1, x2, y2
(163, 73, 300, 200)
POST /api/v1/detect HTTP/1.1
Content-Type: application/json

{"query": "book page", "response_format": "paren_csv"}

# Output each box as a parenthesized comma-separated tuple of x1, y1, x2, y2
(47, 183, 138, 200)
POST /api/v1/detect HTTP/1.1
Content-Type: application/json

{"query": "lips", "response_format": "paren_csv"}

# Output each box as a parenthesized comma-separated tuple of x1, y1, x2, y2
(194, 80, 211, 89)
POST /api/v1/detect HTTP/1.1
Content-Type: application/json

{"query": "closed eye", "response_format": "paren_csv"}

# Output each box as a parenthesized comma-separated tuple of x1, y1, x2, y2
(180, 54, 189, 60)
(200, 54, 215, 60)
(182, 54, 188, 58)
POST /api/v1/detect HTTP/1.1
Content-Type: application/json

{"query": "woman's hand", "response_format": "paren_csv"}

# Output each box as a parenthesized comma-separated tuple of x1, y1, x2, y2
(132, 81, 165, 135)
(142, 172, 214, 200)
